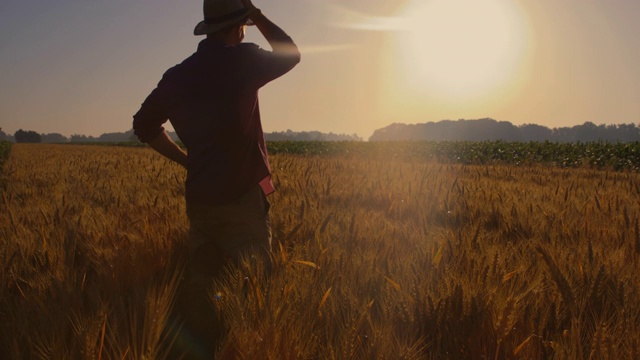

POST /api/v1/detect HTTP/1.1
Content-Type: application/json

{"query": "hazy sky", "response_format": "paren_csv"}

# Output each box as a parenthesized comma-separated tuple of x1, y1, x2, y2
(1, 0, 639, 139)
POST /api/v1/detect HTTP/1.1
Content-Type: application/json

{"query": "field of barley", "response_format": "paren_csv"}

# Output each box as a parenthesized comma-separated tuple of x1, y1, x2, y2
(2, 143, 640, 359)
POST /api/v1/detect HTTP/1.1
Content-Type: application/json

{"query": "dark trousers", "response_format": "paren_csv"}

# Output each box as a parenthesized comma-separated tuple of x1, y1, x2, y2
(171, 185, 272, 359)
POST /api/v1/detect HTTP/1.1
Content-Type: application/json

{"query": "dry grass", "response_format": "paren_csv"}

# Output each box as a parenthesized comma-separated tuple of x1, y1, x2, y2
(1, 144, 640, 359)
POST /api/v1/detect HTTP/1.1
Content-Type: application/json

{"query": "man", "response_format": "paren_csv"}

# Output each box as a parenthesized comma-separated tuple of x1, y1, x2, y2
(132, 0, 300, 357)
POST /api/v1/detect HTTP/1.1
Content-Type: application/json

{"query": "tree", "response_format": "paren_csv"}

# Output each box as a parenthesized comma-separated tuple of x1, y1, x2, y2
(70, 134, 95, 143)
(14, 129, 42, 143)
(41, 133, 68, 143)
(519, 124, 552, 142)
(0, 127, 14, 142)
(129, 133, 141, 143)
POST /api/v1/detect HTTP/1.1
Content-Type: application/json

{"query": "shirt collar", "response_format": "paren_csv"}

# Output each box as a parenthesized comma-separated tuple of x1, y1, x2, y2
(198, 38, 235, 52)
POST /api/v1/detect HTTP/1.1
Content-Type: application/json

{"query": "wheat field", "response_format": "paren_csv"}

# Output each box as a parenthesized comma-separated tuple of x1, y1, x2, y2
(1, 144, 640, 359)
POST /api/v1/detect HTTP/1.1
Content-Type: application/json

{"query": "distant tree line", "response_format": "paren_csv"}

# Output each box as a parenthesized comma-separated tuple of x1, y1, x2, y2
(0, 128, 362, 143)
(265, 130, 362, 141)
(5, 119, 640, 144)
(369, 118, 640, 142)
(14, 129, 42, 143)
(0, 128, 15, 142)
(65, 129, 145, 143)
(0, 129, 173, 144)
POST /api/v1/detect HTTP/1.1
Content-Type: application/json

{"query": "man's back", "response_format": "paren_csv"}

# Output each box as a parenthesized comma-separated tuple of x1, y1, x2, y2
(134, 39, 299, 205)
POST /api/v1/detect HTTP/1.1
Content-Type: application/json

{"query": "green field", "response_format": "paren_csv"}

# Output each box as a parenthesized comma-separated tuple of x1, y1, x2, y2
(65, 140, 640, 171)
(0, 140, 11, 166)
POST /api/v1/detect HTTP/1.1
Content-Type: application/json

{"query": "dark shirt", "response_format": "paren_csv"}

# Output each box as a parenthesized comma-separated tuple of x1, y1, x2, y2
(133, 38, 300, 205)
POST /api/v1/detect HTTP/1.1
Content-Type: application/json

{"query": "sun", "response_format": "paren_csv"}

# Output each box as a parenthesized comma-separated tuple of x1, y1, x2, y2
(393, 0, 528, 98)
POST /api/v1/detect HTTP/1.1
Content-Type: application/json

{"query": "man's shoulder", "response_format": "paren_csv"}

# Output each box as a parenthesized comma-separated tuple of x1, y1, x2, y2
(155, 43, 267, 84)
(238, 42, 260, 50)
(158, 53, 199, 83)
(237, 42, 266, 55)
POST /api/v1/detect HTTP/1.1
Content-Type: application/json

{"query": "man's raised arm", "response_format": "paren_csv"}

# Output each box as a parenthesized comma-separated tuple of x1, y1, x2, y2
(241, 0, 301, 60)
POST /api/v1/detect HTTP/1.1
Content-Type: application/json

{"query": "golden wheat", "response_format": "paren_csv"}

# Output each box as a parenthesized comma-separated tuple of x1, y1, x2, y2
(1, 144, 640, 359)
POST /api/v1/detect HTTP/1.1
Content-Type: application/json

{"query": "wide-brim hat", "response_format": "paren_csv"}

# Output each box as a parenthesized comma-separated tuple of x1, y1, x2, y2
(194, 0, 252, 36)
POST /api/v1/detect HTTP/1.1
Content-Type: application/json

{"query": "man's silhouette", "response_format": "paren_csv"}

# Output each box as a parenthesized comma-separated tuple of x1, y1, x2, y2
(133, 0, 300, 357)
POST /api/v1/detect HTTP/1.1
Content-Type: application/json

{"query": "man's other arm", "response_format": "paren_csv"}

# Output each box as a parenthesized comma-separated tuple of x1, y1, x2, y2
(147, 131, 187, 168)
(132, 73, 186, 168)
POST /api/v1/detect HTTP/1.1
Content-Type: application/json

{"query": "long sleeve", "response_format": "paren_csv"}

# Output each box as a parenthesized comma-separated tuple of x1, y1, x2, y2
(132, 75, 172, 143)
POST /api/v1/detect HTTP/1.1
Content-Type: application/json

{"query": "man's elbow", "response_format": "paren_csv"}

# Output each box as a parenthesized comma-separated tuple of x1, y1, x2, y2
(289, 42, 301, 63)
(132, 120, 146, 143)
(285, 46, 301, 70)
(292, 48, 301, 65)
(132, 129, 146, 143)
(132, 118, 163, 144)
(274, 42, 301, 64)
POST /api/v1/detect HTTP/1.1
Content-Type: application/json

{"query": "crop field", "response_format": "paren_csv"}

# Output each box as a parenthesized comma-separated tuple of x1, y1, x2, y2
(2, 143, 640, 359)
(0, 140, 11, 169)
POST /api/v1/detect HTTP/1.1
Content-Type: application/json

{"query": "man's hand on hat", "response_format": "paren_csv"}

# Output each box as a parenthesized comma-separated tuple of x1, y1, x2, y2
(240, 0, 258, 11)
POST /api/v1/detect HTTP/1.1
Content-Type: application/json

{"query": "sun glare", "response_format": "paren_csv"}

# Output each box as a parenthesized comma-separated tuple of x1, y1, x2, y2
(394, 0, 527, 98)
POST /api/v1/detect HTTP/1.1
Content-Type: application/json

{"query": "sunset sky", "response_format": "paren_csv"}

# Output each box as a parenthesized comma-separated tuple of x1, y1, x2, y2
(1, 0, 639, 139)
